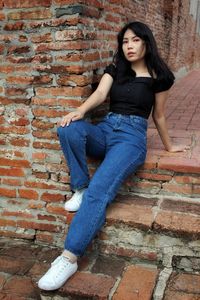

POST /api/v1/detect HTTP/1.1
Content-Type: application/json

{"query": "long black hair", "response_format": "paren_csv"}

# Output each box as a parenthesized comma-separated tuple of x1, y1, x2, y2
(114, 21, 175, 83)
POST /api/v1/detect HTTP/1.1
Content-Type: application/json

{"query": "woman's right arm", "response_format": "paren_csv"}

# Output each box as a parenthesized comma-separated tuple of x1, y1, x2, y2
(59, 73, 113, 127)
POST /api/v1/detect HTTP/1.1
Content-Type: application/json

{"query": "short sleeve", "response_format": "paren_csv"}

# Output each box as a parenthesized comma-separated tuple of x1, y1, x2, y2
(153, 77, 174, 93)
(104, 63, 116, 79)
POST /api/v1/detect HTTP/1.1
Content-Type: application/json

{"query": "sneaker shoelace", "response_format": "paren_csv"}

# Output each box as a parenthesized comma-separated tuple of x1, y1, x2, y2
(50, 256, 71, 279)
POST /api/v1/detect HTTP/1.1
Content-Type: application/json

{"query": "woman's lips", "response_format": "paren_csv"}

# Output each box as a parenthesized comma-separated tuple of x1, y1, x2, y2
(127, 52, 136, 57)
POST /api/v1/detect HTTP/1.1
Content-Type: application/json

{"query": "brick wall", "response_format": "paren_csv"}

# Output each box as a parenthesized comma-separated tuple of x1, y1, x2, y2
(0, 0, 200, 244)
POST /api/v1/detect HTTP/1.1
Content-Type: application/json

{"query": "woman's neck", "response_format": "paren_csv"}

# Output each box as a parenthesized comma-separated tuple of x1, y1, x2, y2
(131, 60, 148, 75)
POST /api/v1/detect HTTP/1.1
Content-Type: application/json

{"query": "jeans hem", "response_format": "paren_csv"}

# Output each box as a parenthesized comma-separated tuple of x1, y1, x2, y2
(71, 183, 89, 192)
(64, 247, 82, 257)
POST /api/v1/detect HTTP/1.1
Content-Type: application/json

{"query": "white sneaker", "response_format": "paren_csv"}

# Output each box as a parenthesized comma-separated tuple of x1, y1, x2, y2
(38, 255, 78, 291)
(64, 188, 86, 212)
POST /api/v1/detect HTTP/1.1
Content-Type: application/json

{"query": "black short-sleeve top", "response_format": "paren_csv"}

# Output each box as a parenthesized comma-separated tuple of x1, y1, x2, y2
(104, 64, 174, 119)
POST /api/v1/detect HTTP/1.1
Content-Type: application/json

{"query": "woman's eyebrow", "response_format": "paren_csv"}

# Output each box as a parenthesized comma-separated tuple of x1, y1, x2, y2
(123, 35, 137, 40)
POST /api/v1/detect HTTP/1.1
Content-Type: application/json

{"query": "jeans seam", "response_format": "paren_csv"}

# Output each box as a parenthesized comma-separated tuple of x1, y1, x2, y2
(71, 183, 88, 191)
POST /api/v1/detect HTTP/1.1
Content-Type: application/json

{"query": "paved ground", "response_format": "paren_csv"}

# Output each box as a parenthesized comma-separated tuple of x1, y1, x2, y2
(149, 68, 200, 131)
(0, 237, 200, 300)
(0, 69, 200, 299)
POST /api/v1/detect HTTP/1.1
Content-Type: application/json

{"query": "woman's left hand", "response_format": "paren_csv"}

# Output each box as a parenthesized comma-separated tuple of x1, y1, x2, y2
(167, 144, 190, 153)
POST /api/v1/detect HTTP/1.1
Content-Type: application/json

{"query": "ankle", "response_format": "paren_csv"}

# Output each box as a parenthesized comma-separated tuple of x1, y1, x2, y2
(74, 187, 86, 194)
(62, 250, 77, 264)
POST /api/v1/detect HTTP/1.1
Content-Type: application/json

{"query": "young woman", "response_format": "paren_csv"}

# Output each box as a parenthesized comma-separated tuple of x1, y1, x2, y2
(38, 21, 188, 291)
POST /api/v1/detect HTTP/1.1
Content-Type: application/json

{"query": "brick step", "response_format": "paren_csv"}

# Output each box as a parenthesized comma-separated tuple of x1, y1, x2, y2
(94, 194, 200, 263)
(123, 128, 200, 198)
(0, 237, 200, 300)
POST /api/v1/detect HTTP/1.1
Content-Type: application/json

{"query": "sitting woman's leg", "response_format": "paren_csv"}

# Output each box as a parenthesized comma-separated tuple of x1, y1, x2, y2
(38, 120, 108, 291)
(57, 120, 107, 192)
(57, 120, 108, 211)
(65, 140, 146, 257)
(38, 115, 147, 291)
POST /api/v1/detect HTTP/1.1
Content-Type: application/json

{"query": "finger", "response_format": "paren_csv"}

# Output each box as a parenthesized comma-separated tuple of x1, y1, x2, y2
(66, 120, 71, 126)
(66, 118, 73, 126)
(61, 118, 68, 127)
(72, 115, 80, 121)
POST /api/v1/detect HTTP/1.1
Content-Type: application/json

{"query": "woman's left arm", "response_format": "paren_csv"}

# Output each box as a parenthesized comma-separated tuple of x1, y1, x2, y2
(152, 91, 189, 152)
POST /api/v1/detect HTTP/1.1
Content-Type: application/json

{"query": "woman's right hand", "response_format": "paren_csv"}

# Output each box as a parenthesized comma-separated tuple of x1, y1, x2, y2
(58, 109, 84, 127)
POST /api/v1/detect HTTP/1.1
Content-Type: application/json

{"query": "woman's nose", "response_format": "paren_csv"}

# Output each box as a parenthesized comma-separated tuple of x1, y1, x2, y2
(127, 42, 133, 49)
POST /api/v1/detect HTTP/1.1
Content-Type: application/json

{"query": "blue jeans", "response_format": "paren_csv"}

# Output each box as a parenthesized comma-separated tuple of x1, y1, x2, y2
(57, 112, 147, 256)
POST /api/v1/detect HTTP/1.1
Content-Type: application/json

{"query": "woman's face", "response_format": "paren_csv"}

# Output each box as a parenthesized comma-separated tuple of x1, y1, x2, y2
(122, 29, 146, 64)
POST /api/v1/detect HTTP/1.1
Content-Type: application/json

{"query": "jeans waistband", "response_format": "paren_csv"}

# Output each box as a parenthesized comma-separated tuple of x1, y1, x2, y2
(107, 112, 148, 127)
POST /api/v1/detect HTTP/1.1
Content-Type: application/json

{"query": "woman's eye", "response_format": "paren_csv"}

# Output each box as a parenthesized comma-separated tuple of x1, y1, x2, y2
(122, 40, 128, 44)
(133, 38, 140, 42)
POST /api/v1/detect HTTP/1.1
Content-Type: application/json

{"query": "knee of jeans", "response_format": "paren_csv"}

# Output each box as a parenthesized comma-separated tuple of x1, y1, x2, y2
(57, 121, 85, 142)
(57, 126, 66, 141)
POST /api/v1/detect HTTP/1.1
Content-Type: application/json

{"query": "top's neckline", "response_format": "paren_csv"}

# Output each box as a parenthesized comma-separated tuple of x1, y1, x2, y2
(135, 76, 152, 78)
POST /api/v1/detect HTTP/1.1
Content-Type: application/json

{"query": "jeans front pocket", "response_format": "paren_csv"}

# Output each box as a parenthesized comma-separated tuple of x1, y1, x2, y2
(130, 117, 147, 141)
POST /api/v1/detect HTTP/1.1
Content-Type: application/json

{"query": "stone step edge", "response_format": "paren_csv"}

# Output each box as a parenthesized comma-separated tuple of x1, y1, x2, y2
(104, 194, 200, 240)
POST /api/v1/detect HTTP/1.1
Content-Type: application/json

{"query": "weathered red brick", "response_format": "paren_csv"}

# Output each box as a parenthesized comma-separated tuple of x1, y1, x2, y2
(0, 126, 30, 135)
(32, 171, 49, 179)
(126, 179, 161, 192)
(0, 228, 35, 240)
(0, 167, 25, 177)
(0, 12, 5, 21)
(154, 211, 200, 238)
(2, 210, 34, 219)
(18, 189, 39, 200)
(2, 178, 22, 186)
(99, 244, 158, 261)
(35, 232, 54, 244)
(55, 29, 84, 41)
(6, 75, 52, 85)
(32, 107, 64, 118)
(4, 0, 51, 8)
(32, 119, 54, 129)
(164, 272, 200, 299)
(0, 219, 16, 227)
(4, 21, 24, 31)
(113, 265, 158, 300)
(164, 291, 200, 300)
(162, 182, 193, 195)
(24, 180, 64, 190)
(8, 9, 52, 20)
(17, 219, 62, 232)
(158, 157, 200, 173)
(52, 0, 80, 5)
(136, 171, 172, 181)
(35, 41, 90, 53)
(57, 74, 91, 86)
(106, 202, 154, 230)
(0, 157, 30, 168)
(0, 187, 16, 198)
(37, 214, 56, 222)
(162, 198, 200, 213)
(32, 152, 47, 160)
(10, 138, 30, 147)
(41, 192, 65, 202)
(46, 204, 67, 216)
(60, 271, 116, 298)
(173, 174, 200, 184)
(0, 274, 7, 289)
(8, 45, 30, 55)
(9, 117, 30, 126)
(32, 130, 57, 139)
(33, 141, 60, 150)
(3, 276, 39, 298)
